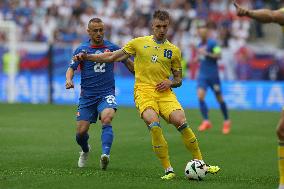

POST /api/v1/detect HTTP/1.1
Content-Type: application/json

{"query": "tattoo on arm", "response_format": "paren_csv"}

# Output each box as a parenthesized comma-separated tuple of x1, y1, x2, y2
(171, 69, 182, 88)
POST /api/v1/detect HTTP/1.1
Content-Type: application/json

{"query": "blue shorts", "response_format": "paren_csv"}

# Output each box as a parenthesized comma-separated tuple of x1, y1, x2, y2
(197, 77, 222, 94)
(76, 94, 117, 124)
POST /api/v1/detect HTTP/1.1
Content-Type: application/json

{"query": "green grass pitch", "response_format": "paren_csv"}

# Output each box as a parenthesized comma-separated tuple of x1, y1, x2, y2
(0, 103, 279, 189)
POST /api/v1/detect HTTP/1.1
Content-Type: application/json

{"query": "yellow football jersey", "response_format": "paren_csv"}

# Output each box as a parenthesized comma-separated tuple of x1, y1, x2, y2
(122, 35, 182, 88)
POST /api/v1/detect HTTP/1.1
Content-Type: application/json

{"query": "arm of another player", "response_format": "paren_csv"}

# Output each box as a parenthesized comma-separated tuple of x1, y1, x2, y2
(65, 67, 75, 89)
(234, 1, 284, 25)
(123, 59, 135, 75)
(73, 49, 130, 63)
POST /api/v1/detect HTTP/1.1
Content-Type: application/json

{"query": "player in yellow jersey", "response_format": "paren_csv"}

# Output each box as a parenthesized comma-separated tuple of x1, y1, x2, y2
(234, 1, 284, 189)
(73, 10, 220, 180)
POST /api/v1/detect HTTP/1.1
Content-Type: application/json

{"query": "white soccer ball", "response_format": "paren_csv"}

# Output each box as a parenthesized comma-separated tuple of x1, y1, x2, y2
(185, 159, 207, 180)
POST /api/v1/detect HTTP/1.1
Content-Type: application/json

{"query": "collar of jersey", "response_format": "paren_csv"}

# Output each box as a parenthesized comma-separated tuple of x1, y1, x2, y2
(152, 36, 167, 44)
(90, 44, 107, 49)
(88, 39, 107, 48)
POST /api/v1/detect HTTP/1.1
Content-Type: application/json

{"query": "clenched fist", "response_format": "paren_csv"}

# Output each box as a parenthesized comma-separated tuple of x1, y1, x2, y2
(65, 79, 74, 89)
(233, 1, 249, 17)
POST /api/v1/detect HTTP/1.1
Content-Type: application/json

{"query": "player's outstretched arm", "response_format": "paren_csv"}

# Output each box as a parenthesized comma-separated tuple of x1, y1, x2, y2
(234, 1, 284, 25)
(73, 49, 130, 63)
(65, 67, 74, 89)
(123, 59, 135, 75)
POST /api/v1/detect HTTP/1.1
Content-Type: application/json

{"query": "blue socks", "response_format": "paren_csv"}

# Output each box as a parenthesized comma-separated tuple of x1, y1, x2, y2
(76, 133, 89, 153)
(220, 102, 229, 120)
(76, 125, 114, 155)
(101, 125, 114, 155)
(199, 99, 229, 121)
(199, 99, 209, 120)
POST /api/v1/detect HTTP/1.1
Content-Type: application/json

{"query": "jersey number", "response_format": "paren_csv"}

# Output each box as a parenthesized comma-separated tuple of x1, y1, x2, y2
(164, 49, 172, 59)
(94, 63, 106, 72)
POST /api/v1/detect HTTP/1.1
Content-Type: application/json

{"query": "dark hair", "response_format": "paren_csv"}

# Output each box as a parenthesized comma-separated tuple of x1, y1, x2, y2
(153, 10, 170, 21)
(88, 18, 103, 27)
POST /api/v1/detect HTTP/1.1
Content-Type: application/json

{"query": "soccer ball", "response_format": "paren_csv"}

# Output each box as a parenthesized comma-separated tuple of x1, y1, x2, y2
(184, 159, 207, 180)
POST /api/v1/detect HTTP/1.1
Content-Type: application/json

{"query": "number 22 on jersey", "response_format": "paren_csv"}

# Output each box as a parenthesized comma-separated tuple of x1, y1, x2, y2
(94, 63, 105, 72)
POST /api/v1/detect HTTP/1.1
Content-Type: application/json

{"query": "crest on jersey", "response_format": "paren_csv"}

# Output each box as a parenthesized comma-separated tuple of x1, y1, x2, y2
(95, 50, 102, 54)
(151, 55, 158, 63)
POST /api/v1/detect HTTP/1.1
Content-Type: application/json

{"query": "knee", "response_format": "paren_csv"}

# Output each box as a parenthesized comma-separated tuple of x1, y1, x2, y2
(101, 115, 113, 125)
(175, 119, 187, 128)
(142, 109, 160, 125)
(145, 118, 160, 126)
(76, 122, 89, 135)
(170, 116, 186, 128)
(77, 128, 88, 136)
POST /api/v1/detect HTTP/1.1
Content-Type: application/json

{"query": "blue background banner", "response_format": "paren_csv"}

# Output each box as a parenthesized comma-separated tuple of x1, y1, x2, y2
(0, 74, 283, 111)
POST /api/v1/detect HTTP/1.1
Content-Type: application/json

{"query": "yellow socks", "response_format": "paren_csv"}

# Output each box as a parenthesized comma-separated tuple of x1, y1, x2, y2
(178, 123, 203, 160)
(149, 122, 171, 169)
(148, 122, 202, 171)
(279, 141, 284, 185)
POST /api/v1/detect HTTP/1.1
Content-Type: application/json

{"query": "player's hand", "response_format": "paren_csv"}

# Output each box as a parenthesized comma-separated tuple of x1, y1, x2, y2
(73, 51, 87, 62)
(156, 79, 172, 92)
(65, 79, 74, 89)
(233, 1, 249, 16)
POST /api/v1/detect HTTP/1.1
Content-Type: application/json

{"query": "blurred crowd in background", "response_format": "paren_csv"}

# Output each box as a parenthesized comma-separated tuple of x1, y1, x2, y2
(1, 0, 283, 45)
(0, 0, 284, 80)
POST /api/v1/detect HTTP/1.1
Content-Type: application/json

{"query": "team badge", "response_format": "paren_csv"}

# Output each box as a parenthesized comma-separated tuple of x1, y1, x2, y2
(151, 55, 158, 63)
(95, 50, 102, 54)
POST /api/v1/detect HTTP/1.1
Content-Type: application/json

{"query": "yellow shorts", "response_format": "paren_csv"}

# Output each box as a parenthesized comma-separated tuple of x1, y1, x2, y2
(134, 86, 183, 122)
